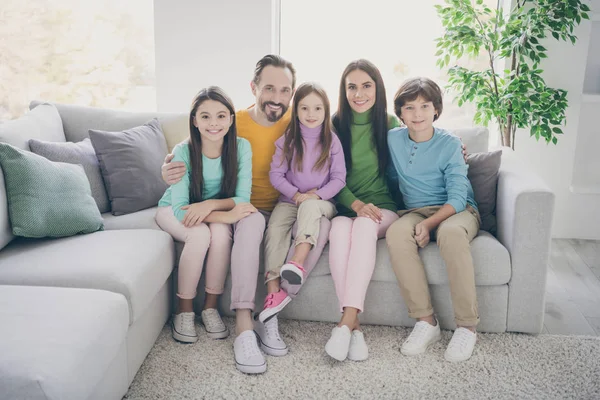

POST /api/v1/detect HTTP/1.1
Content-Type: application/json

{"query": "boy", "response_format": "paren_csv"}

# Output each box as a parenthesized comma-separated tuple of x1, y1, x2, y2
(385, 77, 481, 362)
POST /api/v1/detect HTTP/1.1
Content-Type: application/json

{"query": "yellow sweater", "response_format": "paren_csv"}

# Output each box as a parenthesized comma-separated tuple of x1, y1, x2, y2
(236, 106, 291, 212)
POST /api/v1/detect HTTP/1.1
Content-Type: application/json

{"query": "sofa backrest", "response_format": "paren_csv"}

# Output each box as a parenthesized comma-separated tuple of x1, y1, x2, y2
(29, 101, 188, 152)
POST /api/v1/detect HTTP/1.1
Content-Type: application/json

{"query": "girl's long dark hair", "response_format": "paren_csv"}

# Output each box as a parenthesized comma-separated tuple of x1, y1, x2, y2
(188, 86, 238, 203)
(332, 59, 389, 175)
(282, 82, 333, 172)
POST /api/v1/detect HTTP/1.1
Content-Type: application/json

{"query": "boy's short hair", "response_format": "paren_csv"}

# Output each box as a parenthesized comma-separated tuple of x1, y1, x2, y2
(394, 77, 443, 121)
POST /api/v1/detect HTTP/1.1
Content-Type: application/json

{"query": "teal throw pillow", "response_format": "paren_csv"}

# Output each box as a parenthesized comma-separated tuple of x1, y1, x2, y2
(0, 143, 104, 238)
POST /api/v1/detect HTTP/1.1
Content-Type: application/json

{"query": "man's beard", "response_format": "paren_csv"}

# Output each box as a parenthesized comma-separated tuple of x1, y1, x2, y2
(261, 101, 288, 123)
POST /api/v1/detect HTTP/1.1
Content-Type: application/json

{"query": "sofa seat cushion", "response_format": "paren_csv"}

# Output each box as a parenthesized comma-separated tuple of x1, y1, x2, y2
(0, 285, 128, 400)
(0, 229, 174, 324)
(102, 207, 160, 231)
(311, 231, 511, 286)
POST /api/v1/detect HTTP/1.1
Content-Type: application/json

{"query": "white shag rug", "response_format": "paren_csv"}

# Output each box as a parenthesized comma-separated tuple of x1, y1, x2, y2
(125, 318, 600, 399)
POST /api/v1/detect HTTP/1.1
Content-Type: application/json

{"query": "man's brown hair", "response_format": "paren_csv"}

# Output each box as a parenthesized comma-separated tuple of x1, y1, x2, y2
(252, 54, 297, 89)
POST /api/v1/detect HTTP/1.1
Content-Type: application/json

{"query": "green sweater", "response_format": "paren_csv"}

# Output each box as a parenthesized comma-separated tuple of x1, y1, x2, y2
(335, 110, 400, 217)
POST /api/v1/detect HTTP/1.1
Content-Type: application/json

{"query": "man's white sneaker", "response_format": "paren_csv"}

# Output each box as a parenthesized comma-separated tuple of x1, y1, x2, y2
(325, 325, 352, 361)
(201, 308, 229, 339)
(171, 312, 198, 343)
(401, 320, 441, 356)
(444, 327, 477, 362)
(234, 330, 267, 374)
(347, 330, 369, 361)
(254, 315, 288, 356)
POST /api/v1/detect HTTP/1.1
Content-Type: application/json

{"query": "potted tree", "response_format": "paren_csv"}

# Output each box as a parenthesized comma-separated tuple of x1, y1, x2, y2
(435, 0, 591, 149)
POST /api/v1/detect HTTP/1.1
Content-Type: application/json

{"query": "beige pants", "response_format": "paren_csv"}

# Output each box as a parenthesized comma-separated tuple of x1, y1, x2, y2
(264, 199, 337, 282)
(386, 205, 481, 326)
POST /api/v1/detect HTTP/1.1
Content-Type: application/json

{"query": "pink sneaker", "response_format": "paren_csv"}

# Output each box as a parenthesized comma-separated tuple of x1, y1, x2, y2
(280, 261, 306, 285)
(258, 290, 291, 323)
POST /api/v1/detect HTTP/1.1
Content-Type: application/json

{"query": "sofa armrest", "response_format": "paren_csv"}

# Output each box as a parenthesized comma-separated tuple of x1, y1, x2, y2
(496, 149, 555, 333)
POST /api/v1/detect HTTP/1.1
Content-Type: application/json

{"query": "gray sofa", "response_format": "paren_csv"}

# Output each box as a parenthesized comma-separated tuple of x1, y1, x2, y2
(0, 101, 555, 399)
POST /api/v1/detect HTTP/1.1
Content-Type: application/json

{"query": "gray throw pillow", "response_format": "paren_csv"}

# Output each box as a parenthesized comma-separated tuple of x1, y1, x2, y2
(29, 138, 110, 213)
(467, 150, 502, 234)
(89, 119, 168, 215)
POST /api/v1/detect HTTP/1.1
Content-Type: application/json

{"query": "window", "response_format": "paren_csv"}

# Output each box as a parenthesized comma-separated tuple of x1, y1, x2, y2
(280, 0, 497, 140)
(0, 0, 156, 120)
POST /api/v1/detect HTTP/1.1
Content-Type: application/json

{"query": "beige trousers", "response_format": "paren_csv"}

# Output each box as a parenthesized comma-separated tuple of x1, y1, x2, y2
(386, 205, 481, 326)
(264, 199, 337, 282)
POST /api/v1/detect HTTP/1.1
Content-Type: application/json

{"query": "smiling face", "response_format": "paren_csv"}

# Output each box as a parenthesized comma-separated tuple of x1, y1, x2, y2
(399, 95, 437, 136)
(251, 65, 294, 123)
(345, 69, 376, 114)
(193, 99, 234, 144)
(297, 92, 325, 129)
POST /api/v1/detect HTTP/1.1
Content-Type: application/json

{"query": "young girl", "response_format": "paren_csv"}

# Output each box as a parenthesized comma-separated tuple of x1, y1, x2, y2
(325, 60, 401, 362)
(155, 87, 266, 374)
(259, 82, 346, 323)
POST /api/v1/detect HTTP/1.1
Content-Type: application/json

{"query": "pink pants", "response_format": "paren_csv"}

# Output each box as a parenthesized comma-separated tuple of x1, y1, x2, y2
(155, 206, 232, 299)
(156, 207, 265, 311)
(328, 209, 399, 312)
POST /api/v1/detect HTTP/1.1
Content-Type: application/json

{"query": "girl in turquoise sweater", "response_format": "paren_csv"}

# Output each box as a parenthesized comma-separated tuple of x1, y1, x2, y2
(155, 87, 266, 374)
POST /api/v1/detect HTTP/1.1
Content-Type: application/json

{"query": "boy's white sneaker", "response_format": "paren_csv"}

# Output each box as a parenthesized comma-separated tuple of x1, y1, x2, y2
(325, 325, 352, 361)
(233, 330, 267, 374)
(444, 327, 477, 362)
(171, 312, 198, 343)
(347, 330, 369, 361)
(401, 320, 441, 356)
(254, 315, 288, 357)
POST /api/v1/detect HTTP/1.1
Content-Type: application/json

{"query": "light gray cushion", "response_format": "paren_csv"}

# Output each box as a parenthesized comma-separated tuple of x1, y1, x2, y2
(467, 150, 502, 233)
(0, 285, 128, 400)
(308, 232, 511, 286)
(0, 143, 104, 238)
(449, 127, 489, 154)
(89, 119, 169, 215)
(0, 103, 66, 151)
(29, 138, 111, 213)
(0, 103, 66, 248)
(0, 229, 175, 324)
(102, 207, 160, 231)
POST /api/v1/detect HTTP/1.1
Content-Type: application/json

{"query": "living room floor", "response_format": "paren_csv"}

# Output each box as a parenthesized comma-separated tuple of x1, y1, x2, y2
(545, 239, 600, 335)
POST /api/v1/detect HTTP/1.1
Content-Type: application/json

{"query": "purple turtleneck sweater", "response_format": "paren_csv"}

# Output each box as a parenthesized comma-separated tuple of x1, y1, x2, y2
(269, 123, 346, 204)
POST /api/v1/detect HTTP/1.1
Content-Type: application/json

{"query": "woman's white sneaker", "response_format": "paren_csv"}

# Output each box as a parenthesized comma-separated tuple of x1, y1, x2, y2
(325, 325, 352, 361)
(444, 327, 477, 362)
(233, 330, 267, 374)
(401, 320, 441, 356)
(171, 312, 198, 343)
(201, 308, 229, 339)
(347, 330, 369, 361)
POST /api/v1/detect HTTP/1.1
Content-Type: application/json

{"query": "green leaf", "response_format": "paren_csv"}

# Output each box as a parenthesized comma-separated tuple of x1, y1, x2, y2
(552, 137, 558, 145)
(552, 127, 563, 134)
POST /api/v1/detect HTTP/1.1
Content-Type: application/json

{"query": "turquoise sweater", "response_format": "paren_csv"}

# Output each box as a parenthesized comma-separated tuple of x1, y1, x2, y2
(387, 127, 477, 213)
(158, 138, 252, 222)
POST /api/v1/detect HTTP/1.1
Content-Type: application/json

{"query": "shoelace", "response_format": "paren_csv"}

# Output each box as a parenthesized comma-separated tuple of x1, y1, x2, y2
(242, 334, 261, 357)
(448, 330, 471, 350)
(264, 317, 282, 341)
(203, 310, 224, 331)
(406, 322, 429, 343)
(180, 314, 195, 332)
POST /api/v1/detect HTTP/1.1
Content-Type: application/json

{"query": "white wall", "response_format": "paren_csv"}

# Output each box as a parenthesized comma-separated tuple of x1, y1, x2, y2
(513, 1, 600, 239)
(153, 0, 275, 113)
(154, 0, 600, 239)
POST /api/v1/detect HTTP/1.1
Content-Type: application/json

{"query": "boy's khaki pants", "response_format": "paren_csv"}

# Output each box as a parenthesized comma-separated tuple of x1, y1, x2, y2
(385, 205, 481, 327)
